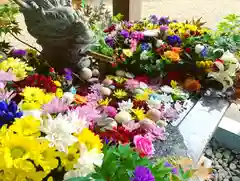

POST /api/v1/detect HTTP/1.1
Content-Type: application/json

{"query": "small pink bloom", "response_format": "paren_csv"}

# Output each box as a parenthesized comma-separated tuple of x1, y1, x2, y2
(133, 135, 154, 157)
(125, 79, 139, 91)
(104, 106, 117, 118)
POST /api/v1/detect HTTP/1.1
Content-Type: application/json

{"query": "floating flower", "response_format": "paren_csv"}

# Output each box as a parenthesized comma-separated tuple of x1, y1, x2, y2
(167, 35, 181, 46)
(123, 49, 133, 57)
(118, 99, 133, 112)
(42, 97, 68, 114)
(183, 78, 201, 92)
(163, 50, 181, 62)
(103, 106, 117, 118)
(76, 104, 101, 122)
(98, 97, 112, 106)
(74, 94, 88, 104)
(195, 44, 205, 54)
(10, 115, 40, 136)
(11, 49, 27, 57)
(164, 162, 178, 175)
(76, 128, 103, 152)
(132, 108, 146, 121)
(131, 166, 155, 181)
(0, 100, 23, 126)
(133, 135, 154, 157)
(113, 89, 127, 99)
(0, 57, 33, 80)
(125, 79, 140, 91)
(0, 70, 17, 82)
(40, 114, 78, 152)
(64, 145, 104, 180)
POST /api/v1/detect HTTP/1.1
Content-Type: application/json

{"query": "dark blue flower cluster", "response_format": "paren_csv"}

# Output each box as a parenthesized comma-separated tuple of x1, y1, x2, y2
(167, 35, 182, 46)
(0, 101, 23, 127)
(141, 42, 151, 51)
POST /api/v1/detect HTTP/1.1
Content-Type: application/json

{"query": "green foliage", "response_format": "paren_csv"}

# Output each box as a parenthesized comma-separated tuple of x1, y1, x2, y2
(0, 1, 20, 52)
(217, 14, 240, 35)
(66, 145, 194, 181)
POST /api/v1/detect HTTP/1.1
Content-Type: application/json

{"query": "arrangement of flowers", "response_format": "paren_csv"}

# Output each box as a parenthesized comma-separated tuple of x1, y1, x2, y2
(0, 49, 212, 181)
(91, 14, 240, 95)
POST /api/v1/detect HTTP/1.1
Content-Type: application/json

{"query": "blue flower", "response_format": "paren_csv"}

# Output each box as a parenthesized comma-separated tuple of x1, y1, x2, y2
(167, 35, 182, 46)
(200, 47, 208, 57)
(141, 43, 151, 51)
(0, 101, 23, 127)
(149, 93, 161, 100)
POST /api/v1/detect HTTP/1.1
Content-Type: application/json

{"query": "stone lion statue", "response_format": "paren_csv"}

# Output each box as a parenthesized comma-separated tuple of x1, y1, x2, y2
(13, 0, 96, 72)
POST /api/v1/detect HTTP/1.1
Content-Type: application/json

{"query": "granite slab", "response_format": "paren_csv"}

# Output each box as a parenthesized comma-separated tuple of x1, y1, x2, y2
(154, 97, 230, 164)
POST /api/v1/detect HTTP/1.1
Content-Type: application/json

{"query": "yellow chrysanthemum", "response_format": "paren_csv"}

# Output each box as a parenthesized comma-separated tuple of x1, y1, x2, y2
(113, 76, 127, 84)
(132, 108, 146, 121)
(15, 169, 47, 181)
(98, 97, 112, 106)
(56, 88, 63, 98)
(1, 133, 42, 171)
(53, 81, 61, 87)
(9, 116, 41, 137)
(170, 80, 178, 88)
(37, 140, 59, 173)
(113, 89, 127, 99)
(26, 48, 38, 58)
(59, 143, 80, 171)
(21, 87, 45, 102)
(77, 128, 103, 152)
(0, 57, 33, 80)
(135, 92, 149, 101)
(123, 49, 133, 57)
(106, 75, 115, 80)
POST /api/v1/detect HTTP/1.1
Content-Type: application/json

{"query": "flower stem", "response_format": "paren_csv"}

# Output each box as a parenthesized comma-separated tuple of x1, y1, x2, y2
(9, 32, 41, 54)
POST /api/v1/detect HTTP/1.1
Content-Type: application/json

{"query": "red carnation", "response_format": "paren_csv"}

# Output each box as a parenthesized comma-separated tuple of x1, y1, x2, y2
(185, 47, 191, 53)
(135, 75, 149, 84)
(14, 74, 57, 93)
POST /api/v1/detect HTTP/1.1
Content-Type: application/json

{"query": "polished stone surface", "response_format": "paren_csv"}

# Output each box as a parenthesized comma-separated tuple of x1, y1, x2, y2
(178, 97, 230, 163)
(154, 97, 230, 164)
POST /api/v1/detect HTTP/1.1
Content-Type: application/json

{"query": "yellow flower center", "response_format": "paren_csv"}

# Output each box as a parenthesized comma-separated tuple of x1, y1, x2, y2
(67, 154, 75, 161)
(11, 147, 26, 159)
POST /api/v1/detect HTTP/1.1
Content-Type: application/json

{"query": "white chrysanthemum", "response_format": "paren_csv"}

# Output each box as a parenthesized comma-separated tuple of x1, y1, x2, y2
(64, 145, 104, 180)
(159, 94, 173, 103)
(118, 99, 133, 112)
(147, 97, 162, 109)
(195, 44, 205, 54)
(62, 92, 75, 105)
(65, 110, 88, 133)
(40, 114, 78, 153)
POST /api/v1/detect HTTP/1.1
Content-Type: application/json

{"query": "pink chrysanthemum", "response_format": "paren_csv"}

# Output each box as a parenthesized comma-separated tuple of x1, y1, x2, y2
(42, 97, 68, 114)
(76, 104, 101, 122)
(125, 79, 139, 91)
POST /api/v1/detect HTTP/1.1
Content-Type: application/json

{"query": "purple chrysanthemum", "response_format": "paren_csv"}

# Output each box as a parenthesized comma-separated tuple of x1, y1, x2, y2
(131, 166, 155, 181)
(105, 37, 115, 47)
(164, 162, 178, 175)
(120, 29, 130, 38)
(11, 49, 27, 57)
(149, 15, 159, 24)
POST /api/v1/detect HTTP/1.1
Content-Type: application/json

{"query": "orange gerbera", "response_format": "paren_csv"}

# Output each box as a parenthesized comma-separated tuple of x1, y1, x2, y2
(163, 50, 181, 62)
(74, 94, 87, 104)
